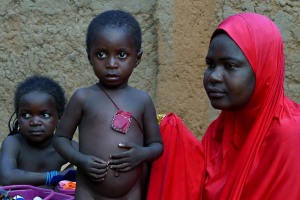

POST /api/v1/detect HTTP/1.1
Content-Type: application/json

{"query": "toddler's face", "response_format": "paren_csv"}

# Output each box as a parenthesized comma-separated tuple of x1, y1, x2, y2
(18, 91, 59, 145)
(88, 26, 142, 88)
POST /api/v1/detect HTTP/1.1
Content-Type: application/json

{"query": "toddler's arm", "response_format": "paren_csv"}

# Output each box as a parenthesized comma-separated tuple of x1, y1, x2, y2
(54, 89, 108, 182)
(0, 136, 50, 186)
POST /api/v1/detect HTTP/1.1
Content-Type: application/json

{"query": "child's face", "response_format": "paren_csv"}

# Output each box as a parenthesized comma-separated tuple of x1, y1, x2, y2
(18, 91, 59, 144)
(204, 33, 255, 111)
(88, 26, 142, 88)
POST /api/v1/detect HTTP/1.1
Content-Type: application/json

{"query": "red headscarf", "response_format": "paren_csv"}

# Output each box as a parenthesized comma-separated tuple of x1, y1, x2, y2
(147, 113, 204, 200)
(202, 12, 300, 199)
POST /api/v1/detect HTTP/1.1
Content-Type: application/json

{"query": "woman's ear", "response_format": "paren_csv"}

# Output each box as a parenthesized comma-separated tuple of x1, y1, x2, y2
(135, 50, 143, 67)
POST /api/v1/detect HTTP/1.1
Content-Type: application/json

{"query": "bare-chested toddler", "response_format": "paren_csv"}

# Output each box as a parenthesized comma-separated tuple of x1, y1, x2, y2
(0, 75, 77, 187)
(54, 10, 163, 200)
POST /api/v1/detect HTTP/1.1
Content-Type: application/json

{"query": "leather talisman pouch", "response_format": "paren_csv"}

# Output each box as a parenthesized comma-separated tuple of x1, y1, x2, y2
(111, 110, 132, 134)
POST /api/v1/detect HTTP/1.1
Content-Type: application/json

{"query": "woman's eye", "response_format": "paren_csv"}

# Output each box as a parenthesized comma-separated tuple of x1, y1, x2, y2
(118, 52, 128, 59)
(97, 52, 107, 59)
(225, 63, 237, 69)
(206, 62, 215, 69)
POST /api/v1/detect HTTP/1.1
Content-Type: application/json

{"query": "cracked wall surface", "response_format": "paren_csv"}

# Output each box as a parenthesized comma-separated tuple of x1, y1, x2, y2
(0, 0, 299, 142)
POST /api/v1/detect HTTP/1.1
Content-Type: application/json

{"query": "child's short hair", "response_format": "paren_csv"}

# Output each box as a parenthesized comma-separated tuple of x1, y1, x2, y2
(86, 10, 142, 53)
(9, 75, 66, 135)
(14, 75, 66, 117)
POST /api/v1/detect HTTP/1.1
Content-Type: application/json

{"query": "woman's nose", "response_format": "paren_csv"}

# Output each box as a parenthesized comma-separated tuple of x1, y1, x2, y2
(208, 67, 224, 84)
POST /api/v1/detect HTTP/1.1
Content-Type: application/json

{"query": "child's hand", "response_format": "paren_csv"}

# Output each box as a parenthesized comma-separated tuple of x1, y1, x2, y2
(108, 142, 146, 172)
(58, 167, 76, 178)
(51, 169, 77, 185)
(79, 155, 108, 182)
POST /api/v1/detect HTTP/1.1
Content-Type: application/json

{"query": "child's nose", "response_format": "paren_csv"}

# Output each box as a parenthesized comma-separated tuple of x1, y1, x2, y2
(106, 57, 117, 68)
(30, 116, 42, 126)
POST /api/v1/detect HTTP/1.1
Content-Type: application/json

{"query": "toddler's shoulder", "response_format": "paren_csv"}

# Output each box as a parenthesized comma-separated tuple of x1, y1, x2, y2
(130, 87, 151, 98)
(132, 88, 154, 106)
(1, 134, 22, 151)
(71, 85, 97, 100)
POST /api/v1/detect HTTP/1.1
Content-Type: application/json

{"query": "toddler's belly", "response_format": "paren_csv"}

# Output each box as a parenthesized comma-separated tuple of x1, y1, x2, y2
(77, 129, 144, 198)
(76, 165, 142, 199)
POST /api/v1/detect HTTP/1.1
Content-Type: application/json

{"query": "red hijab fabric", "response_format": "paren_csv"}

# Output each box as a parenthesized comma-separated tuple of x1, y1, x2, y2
(202, 13, 300, 199)
(147, 113, 204, 200)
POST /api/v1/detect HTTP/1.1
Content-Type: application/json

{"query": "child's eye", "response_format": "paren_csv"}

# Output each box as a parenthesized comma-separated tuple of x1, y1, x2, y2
(22, 113, 31, 119)
(97, 52, 107, 59)
(41, 113, 51, 119)
(118, 52, 128, 59)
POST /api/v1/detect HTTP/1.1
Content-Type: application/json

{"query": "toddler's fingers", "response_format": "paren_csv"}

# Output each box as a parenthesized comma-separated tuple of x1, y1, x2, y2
(89, 171, 107, 182)
(118, 142, 137, 149)
(109, 162, 129, 170)
(89, 162, 108, 170)
(92, 156, 108, 164)
(108, 157, 128, 165)
(110, 151, 129, 159)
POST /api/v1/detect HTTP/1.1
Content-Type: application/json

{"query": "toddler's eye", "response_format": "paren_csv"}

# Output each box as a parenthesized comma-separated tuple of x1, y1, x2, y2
(22, 113, 31, 119)
(97, 52, 107, 59)
(118, 52, 128, 59)
(41, 113, 51, 119)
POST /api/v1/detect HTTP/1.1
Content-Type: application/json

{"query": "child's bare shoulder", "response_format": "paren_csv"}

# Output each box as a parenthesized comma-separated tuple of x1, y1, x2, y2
(129, 87, 151, 100)
(71, 85, 98, 100)
(3, 134, 22, 144)
(1, 134, 23, 152)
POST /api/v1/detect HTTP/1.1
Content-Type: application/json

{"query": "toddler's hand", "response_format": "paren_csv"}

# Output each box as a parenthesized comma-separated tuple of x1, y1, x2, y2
(108, 142, 145, 172)
(80, 155, 108, 182)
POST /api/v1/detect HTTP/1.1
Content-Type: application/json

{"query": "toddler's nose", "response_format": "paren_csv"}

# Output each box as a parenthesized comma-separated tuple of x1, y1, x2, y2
(30, 116, 42, 126)
(106, 57, 117, 68)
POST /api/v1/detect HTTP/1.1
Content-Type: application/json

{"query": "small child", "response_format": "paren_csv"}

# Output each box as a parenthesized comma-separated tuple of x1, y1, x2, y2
(0, 75, 78, 187)
(54, 10, 163, 199)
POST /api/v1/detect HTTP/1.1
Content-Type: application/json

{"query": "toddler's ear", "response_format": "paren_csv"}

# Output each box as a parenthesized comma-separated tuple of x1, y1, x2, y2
(135, 50, 143, 67)
(87, 54, 94, 67)
(86, 49, 91, 62)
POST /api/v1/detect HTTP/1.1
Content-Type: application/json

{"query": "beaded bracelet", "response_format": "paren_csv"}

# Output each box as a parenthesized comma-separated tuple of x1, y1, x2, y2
(46, 171, 58, 185)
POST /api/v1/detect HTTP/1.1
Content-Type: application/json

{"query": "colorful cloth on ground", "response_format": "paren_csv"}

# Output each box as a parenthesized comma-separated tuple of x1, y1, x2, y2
(59, 180, 76, 190)
(147, 113, 204, 200)
(202, 12, 300, 199)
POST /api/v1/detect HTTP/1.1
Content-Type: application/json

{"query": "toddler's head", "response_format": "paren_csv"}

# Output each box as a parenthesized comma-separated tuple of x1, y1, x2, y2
(86, 10, 142, 54)
(9, 75, 66, 135)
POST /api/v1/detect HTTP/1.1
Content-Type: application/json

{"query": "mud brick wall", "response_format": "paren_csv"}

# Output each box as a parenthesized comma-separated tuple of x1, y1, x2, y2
(0, 0, 299, 142)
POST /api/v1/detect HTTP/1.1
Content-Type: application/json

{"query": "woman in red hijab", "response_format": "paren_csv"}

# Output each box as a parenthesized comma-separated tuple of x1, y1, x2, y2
(203, 12, 300, 199)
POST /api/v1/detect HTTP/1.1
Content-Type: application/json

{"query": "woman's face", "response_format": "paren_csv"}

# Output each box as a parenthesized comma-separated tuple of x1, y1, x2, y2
(203, 33, 255, 111)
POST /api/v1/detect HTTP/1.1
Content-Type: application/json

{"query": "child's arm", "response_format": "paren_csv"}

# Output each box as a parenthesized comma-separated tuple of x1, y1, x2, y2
(0, 136, 48, 186)
(109, 93, 163, 171)
(54, 89, 108, 182)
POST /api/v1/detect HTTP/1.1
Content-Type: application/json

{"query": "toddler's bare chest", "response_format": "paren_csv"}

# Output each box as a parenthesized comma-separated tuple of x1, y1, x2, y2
(18, 148, 61, 171)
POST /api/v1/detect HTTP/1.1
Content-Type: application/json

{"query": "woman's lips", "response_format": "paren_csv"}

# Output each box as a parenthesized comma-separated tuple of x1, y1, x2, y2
(207, 92, 225, 98)
(206, 88, 226, 98)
